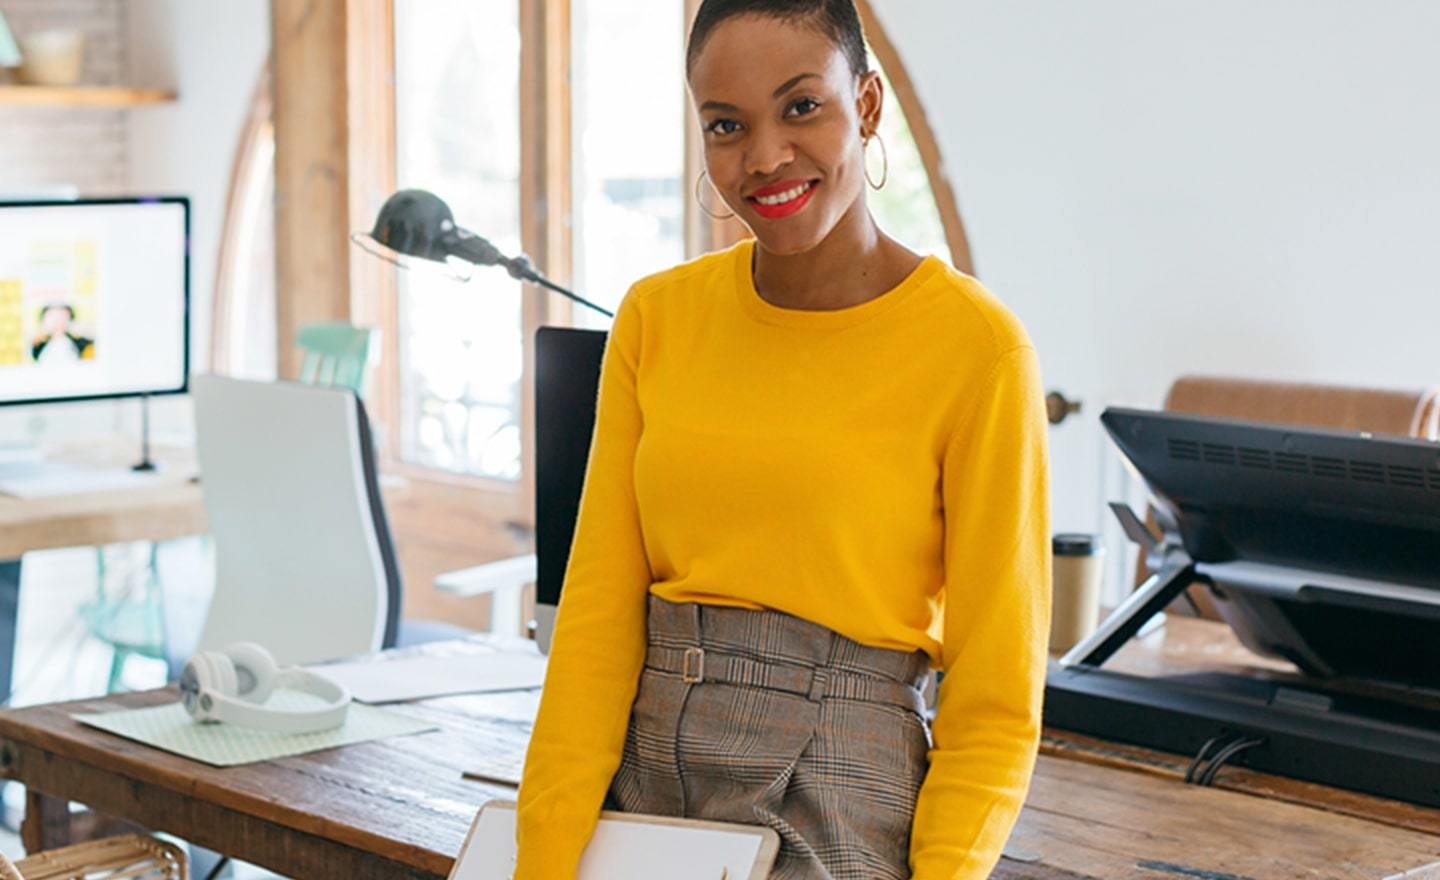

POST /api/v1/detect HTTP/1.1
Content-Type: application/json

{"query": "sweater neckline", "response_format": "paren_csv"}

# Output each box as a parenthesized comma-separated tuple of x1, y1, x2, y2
(733, 239, 942, 329)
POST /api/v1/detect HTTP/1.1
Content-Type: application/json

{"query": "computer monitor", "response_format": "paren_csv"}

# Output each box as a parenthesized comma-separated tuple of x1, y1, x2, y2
(1099, 407, 1440, 688)
(1046, 407, 1440, 807)
(533, 325, 607, 653)
(0, 197, 190, 407)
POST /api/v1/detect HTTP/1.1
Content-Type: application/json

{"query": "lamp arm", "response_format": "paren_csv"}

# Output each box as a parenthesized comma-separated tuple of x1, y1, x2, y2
(437, 219, 616, 320)
(515, 266, 615, 321)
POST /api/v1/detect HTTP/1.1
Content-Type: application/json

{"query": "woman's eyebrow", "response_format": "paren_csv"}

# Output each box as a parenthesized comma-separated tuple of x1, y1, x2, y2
(771, 72, 820, 98)
(698, 73, 823, 114)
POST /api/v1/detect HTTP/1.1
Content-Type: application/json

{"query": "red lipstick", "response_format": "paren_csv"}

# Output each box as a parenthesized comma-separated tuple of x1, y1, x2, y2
(746, 178, 820, 221)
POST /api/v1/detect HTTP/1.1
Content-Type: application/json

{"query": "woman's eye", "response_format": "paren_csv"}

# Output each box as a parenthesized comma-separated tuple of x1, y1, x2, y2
(786, 97, 822, 117)
(706, 119, 741, 136)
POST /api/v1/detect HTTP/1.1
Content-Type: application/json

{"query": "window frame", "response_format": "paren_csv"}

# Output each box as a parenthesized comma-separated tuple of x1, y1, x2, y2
(358, 0, 575, 528)
(210, 56, 274, 377)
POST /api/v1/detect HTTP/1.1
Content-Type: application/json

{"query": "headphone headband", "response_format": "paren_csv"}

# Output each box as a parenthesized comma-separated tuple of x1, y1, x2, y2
(181, 645, 352, 735)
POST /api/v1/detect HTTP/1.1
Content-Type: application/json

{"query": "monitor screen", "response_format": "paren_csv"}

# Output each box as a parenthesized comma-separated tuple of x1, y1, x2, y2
(0, 198, 189, 406)
(1101, 406, 1440, 687)
(534, 326, 607, 609)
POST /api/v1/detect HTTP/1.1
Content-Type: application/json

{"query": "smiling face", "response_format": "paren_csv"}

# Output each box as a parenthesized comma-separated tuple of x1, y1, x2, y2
(688, 14, 882, 256)
(40, 305, 72, 335)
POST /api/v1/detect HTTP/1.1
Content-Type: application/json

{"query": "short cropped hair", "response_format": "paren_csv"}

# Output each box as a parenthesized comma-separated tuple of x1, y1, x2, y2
(686, 0, 870, 79)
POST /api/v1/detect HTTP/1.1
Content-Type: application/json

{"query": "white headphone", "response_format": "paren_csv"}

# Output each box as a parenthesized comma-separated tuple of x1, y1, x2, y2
(179, 642, 352, 735)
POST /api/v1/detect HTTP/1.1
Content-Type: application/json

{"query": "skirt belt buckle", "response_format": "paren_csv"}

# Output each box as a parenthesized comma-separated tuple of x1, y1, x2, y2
(682, 646, 706, 684)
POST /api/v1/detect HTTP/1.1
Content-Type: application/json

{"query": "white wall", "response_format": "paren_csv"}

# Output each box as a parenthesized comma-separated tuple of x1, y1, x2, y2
(869, 0, 1440, 597)
(128, 0, 270, 380)
(0, 1, 269, 447)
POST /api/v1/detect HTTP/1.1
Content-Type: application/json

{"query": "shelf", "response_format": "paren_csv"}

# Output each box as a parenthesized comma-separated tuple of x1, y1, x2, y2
(0, 85, 177, 107)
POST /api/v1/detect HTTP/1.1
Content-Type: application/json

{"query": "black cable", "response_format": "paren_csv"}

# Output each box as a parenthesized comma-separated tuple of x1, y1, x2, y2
(1197, 737, 1266, 787)
(1183, 733, 1234, 784)
(202, 856, 231, 880)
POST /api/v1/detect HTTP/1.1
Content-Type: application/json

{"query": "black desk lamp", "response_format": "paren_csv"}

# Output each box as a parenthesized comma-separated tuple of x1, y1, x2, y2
(352, 189, 614, 319)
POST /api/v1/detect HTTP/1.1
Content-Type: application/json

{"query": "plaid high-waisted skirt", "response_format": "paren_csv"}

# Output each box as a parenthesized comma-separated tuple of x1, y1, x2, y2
(605, 594, 933, 879)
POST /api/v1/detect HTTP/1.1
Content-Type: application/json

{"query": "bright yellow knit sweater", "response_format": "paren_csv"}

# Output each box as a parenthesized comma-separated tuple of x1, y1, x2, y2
(514, 239, 1051, 879)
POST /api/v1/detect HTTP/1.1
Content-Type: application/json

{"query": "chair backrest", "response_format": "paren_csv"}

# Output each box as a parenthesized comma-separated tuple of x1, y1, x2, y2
(296, 323, 377, 397)
(1164, 375, 1440, 440)
(192, 375, 401, 666)
(1138, 375, 1440, 620)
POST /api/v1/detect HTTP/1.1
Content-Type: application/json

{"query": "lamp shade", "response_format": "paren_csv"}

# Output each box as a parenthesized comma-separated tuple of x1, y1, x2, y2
(351, 189, 459, 266)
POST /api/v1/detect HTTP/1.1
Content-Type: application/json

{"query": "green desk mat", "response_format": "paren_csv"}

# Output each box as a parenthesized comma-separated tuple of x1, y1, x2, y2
(73, 691, 438, 767)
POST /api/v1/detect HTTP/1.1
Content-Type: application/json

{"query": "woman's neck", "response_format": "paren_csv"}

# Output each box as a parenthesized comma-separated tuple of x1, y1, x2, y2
(751, 202, 919, 311)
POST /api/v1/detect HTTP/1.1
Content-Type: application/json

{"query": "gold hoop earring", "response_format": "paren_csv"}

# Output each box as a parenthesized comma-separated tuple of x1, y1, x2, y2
(863, 132, 889, 190)
(695, 170, 736, 221)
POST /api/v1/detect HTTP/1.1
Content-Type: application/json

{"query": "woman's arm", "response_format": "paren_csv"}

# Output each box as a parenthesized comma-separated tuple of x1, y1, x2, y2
(909, 344, 1052, 880)
(514, 288, 654, 879)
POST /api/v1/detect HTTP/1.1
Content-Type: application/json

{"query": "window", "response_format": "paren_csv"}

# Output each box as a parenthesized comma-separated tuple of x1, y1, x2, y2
(570, 0, 687, 329)
(394, 0, 525, 480)
(211, 62, 276, 381)
(867, 59, 952, 263)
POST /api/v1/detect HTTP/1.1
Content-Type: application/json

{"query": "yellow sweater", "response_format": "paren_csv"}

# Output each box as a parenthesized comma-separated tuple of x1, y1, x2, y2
(514, 239, 1051, 879)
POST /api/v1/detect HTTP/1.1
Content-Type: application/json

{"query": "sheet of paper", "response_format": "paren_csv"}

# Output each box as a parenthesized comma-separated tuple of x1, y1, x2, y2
(308, 652, 548, 704)
(73, 691, 437, 766)
(451, 800, 778, 880)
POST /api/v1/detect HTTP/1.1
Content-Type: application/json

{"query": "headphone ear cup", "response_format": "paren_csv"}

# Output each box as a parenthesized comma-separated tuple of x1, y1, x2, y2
(204, 650, 239, 698)
(181, 650, 236, 721)
(222, 642, 279, 704)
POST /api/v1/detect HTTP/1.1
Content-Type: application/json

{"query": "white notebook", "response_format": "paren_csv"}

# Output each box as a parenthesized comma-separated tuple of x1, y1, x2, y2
(450, 800, 779, 880)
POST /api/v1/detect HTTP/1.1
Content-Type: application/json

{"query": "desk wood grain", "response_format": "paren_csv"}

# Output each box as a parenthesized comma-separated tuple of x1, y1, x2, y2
(0, 682, 532, 878)
(1, 638, 1437, 879)
(1045, 615, 1440, 841)
(1005, 754, 1440, 880)
(0, 482, 207, 559)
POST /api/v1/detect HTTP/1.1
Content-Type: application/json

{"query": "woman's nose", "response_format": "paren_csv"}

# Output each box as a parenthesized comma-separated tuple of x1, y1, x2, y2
(743, 124, 795, 177)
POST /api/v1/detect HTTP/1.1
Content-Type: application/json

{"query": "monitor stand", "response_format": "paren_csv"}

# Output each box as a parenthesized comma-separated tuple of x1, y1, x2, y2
(132, 393, 158, 473)
(1045, 503, 1440, 808)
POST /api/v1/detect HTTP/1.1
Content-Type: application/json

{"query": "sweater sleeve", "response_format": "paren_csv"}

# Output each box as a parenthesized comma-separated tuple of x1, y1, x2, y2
(514, 288, 653, 879)
(909, 344, 1052, 879)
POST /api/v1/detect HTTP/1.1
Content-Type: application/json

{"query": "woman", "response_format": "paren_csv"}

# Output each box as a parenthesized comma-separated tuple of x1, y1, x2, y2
(31, 303, 95, 364)
(515, 1, 1050, 877)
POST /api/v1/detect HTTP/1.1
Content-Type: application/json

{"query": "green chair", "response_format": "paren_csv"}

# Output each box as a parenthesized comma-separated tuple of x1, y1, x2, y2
(297, 323, 378, 397)
(79, 543, 168, 693)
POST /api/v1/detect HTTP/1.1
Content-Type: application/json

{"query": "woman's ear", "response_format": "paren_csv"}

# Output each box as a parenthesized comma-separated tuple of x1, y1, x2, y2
(856, 70, 884, 138)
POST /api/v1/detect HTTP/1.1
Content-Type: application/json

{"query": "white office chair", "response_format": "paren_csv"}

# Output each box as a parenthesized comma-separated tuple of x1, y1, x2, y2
(191, 375, 404, 666)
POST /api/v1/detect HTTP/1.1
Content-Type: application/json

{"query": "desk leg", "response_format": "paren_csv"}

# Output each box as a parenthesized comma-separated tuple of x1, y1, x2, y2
(0, 559, 18, 707)
(21, 791, 70, 852)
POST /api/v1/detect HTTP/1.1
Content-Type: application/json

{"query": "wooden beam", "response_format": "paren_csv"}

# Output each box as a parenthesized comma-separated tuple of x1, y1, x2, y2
(345, 0, 400, 447)
(517, 0, 573, 530)
(271, 0, 355, 380)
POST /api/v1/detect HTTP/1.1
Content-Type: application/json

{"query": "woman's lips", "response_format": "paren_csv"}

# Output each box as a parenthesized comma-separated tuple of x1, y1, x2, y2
(746, 179, 820, 221)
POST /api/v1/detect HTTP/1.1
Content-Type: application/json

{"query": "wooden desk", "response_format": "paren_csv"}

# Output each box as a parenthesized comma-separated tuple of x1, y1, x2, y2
(0, 441, 207, 703)
(1026, 616, 1440, 878)
(2, 634, 1438, 879)
(0, 640, 525, 879)
(0, 438, 206, 559)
